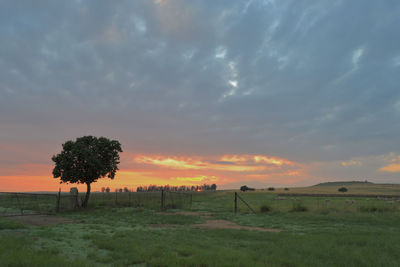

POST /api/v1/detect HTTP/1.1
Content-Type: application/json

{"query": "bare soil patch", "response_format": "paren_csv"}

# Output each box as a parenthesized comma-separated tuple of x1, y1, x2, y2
(2, 215, 74, 226)
(194, 219, 281, 232)
(156, 211, 213, 218)
(156, 212, 281, 231)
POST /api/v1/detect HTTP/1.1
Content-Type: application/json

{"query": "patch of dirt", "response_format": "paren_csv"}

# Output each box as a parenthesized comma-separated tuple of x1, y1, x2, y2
(2, 215, 74, 226)
(155, 212, 280, 232)
(156, 211, 213, 218)
(193, 219, 281, 232)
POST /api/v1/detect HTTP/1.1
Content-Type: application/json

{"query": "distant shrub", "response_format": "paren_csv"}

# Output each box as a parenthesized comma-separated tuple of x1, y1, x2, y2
(260, 204, 272, 213)
(267, 187, 275, 191)
(284, 188, 289, 191)
(240, 185, 255, 192)
(358, 205, 396, 213)
(290, 202, 308, 212)
(338, 187, 348, 193)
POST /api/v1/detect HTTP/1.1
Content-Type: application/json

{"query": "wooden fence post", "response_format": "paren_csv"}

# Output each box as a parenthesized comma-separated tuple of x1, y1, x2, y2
(161, 190, 165, 211)
(234, 192, 238, 214)
(15, 193, 23, 215)
(56, 188, 61, 213)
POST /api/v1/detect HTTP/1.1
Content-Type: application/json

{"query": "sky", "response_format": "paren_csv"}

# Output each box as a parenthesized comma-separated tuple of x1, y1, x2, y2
(1, 0, 400, 192)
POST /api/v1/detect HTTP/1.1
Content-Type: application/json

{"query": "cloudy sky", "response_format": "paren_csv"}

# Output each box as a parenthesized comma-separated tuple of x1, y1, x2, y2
(1, 0, 400, 191)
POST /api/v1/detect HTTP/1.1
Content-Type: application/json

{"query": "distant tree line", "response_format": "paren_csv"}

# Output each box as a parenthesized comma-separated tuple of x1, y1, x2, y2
(101, 187, 111, 193)
(101, 187, 132, 193)
(100, 184, 217, 193)
(136, 184, 217, 192)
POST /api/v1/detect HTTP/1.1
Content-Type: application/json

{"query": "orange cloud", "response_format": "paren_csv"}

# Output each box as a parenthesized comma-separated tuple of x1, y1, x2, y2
(134, 154, 296, 173)
(136, 156, 205, 170)
(341, 160, 363, 167)
(220, 155, 248, 162)
(380, 163, 400, 173)
(221, 154, 295, 166)
(173, 175, 217, 182)
(253, 155, 293, 166)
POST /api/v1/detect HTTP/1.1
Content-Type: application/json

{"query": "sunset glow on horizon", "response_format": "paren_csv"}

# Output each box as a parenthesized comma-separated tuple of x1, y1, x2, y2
(2, 149, 400, 192)
(0, 152, 305, 192)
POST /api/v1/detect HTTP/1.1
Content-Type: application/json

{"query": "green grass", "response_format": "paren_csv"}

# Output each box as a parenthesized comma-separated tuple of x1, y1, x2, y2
(290, 202, 308, 212)
(0, 217, 89, 266)
(1, 189, 400, 266)
(0, 217, 26, 230)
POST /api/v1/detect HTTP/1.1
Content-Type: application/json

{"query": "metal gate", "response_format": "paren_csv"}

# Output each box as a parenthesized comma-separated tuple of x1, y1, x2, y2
(0, 192, 58, 216)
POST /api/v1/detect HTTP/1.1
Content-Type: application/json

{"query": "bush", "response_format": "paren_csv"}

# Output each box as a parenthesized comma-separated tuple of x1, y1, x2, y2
(284, 188, 289, 191)
(358, 205, 396, 213)
(290, 202, 308, 212)
(240, 185, 255, 192)
(338, 187, 348, 193)
(267, 187, 275, 191)
(260, 204, 271, 213)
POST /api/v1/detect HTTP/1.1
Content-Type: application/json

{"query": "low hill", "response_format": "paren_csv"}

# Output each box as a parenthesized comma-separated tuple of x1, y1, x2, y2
(269, 182, 400, 196)
(313, 181, 373, 187)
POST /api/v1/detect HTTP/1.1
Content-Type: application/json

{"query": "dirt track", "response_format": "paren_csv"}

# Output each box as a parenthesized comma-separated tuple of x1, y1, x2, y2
(156, 211, 281, 232)
(193, 219, 281, 232)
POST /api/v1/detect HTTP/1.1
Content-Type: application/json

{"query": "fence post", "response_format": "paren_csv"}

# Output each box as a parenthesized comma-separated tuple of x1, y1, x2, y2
(15, 193, 23, 215)
(234, 192, 238, 214)
(161, 190, 165, 211)
(56, 188, 61, 213)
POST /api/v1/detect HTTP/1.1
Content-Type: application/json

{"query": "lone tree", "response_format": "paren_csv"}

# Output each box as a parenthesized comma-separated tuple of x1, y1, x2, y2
(240, 185, 249, 192)
(240, 185, 255, 192)
(52, 136, 122, 207)
(338, 187, 348, 193)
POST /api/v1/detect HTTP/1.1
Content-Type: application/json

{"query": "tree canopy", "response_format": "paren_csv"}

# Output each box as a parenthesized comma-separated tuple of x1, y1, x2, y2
(52, 136, 122, 207)
(240, 185, 255, 192)
(338, 187, 348, 193)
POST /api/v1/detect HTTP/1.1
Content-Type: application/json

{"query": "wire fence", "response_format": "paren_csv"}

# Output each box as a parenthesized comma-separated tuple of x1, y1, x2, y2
(0, 190, 193, 216)
(0, 192, 58, 216)
(232, 192, 400, 214)
(89, 190, 192, 210)
(163, 191, 193, 210)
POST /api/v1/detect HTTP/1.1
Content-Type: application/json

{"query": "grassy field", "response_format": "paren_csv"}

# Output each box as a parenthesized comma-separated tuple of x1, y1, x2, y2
(272, 182, 400, 195)
(1, 183, 400, 266)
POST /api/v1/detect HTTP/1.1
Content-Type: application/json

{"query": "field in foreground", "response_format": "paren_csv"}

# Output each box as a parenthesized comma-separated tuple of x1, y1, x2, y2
(1, 185, 400, 266)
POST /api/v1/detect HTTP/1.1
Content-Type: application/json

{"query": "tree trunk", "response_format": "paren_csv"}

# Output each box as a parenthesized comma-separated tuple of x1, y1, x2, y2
(82, 182, 91, 208)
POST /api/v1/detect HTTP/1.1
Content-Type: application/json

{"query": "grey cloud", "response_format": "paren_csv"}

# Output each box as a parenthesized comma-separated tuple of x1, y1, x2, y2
(1, 0, 400, 182)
